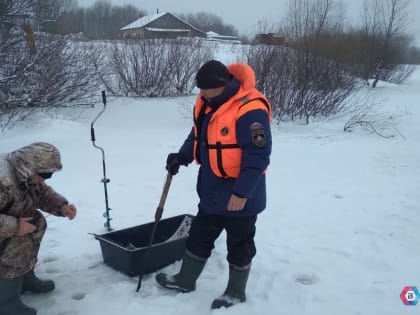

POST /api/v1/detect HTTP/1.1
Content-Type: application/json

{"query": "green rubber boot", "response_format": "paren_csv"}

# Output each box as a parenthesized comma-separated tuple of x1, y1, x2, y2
(22, 269, 55, 294)
(211, 264, 251, 309)
(0, 276, 37, 315)
(155, 250, 206, 293)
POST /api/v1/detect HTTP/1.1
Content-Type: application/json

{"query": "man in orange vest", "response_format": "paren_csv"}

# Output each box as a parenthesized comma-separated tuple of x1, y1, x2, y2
(156, 60, 272, 309)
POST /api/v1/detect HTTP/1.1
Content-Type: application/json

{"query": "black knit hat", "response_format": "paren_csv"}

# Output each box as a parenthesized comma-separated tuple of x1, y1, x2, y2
(195, 60, 231, 89)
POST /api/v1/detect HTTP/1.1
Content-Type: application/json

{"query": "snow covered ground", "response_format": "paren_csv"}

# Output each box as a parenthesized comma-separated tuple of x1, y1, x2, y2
(1, 62, 419, 314)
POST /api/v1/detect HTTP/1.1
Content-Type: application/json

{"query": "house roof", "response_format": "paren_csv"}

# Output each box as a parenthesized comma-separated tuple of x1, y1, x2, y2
(145, 27, 190, 32)
(121, 12, 166, 31)
(120, 12, 206, 35)
(206, 31, 239, 40)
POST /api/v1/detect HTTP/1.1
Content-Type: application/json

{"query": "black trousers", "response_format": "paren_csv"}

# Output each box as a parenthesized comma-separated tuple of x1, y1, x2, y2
(186, 211, 257, 267)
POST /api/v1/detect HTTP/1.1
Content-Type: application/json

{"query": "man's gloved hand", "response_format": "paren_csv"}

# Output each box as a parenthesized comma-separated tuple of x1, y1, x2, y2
(166, 153, 188, 175)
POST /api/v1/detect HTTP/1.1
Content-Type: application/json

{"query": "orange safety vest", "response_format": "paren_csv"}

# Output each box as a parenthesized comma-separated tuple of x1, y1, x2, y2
(193, 89, 272, 178)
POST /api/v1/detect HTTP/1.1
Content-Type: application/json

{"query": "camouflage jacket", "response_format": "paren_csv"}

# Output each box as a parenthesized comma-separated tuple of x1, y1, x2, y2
(0, 142, 68, 277)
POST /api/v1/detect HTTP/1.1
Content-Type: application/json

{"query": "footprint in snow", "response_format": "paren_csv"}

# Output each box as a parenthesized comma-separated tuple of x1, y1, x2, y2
(294, 273, 319, 285)
(72, 292, 86, 300)
(87, 261, 103, 270)
(44, 266, 60, 274)
(42, 256, 59, 263)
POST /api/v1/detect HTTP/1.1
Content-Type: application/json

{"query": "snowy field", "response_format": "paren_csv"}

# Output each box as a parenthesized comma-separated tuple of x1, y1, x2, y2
(1, 61, 419, 314)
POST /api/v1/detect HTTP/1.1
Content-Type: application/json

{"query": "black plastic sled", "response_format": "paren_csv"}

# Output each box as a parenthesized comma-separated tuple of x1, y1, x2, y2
(95, 214, 194, 277)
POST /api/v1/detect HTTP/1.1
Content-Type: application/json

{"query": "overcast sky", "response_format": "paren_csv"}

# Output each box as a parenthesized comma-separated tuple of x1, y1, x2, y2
(78, 0, 420, 44)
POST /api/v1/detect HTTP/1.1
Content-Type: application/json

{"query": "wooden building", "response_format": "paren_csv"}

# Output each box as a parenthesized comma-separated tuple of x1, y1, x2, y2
(254, 33, 285, 45)
(120, 12, 206, 39)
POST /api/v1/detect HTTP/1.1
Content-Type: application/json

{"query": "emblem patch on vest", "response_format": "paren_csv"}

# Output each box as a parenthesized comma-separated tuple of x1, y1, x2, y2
(221, 126, 229, 136)
(250, 122, 266, 147)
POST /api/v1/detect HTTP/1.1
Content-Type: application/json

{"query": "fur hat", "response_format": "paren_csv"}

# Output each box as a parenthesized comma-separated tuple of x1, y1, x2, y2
(7, 142, 62, 184)
(195, 60, 231, 89)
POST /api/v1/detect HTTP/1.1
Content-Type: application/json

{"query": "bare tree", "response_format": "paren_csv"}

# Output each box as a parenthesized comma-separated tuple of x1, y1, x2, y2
(165, 38, 213, 94)
(1, 0, 35, 130)
(180, 12, 238, 36)
(0, 0, 35, 15)
(108, 39, 171, 96)
(105, 38, 212, 97)
(55, 1, 145, 39)
(248, 0, 358, 123)
(1, 32, 100, 130)
(361, 0, 414, 87)
(33, 0, 61, 25)
(344, 95, 405, 139)
(1, 0, 100, 130)
(26, 34, 99, 106)
(59, 0, 78, 13)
